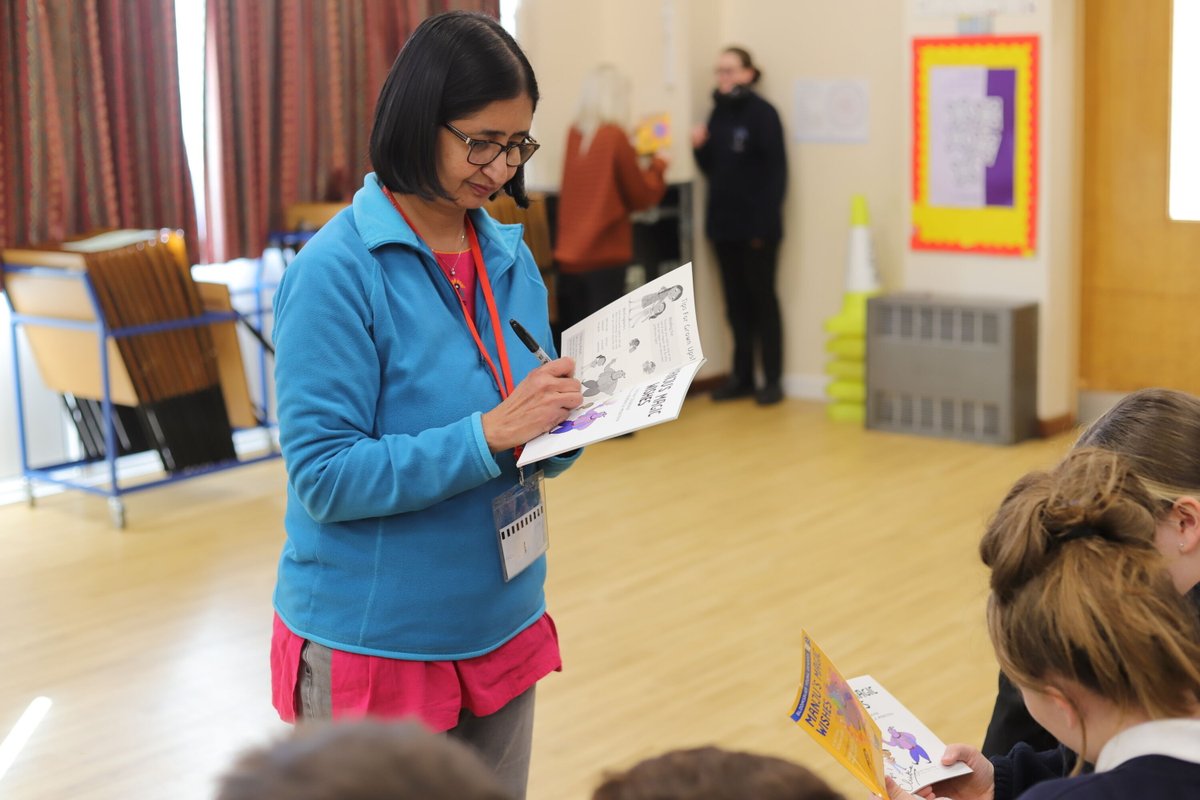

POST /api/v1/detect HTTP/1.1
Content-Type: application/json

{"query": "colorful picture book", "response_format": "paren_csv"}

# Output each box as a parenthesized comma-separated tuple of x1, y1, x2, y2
(788, 631, 972, 797)
(789, 632, 888, 796)
(635, 113, 671, 156)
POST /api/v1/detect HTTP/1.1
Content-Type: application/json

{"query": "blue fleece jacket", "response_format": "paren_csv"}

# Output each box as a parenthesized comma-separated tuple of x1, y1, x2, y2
(272, 173, 581, 660)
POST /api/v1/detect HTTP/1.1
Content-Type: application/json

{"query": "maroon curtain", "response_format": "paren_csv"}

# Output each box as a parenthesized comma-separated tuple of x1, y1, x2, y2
(204, 0, 500, 263)
(0, 0, 197, 256)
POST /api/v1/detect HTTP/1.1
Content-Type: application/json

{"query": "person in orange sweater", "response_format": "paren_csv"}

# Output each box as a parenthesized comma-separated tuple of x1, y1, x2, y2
(554, 65, 670, 335)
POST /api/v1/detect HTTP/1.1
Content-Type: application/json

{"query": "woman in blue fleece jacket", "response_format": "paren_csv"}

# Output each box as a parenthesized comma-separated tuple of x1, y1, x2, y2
(268, 13, 581, 799)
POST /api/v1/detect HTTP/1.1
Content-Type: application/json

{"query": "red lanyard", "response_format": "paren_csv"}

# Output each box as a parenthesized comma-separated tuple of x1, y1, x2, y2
(383, 187, 515, 401)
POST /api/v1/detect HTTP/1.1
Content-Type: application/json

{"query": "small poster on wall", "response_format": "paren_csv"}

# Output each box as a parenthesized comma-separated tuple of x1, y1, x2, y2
(911, 35, 1039, 256)
(913, 0, 1037, 15)
(792, 79, 870, 143)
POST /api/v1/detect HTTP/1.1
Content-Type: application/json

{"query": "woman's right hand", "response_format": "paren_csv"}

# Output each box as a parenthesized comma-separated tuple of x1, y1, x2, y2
(907, 744, 995, 800)
(481, 358, 582, 452)
(691, 124, 709, 149)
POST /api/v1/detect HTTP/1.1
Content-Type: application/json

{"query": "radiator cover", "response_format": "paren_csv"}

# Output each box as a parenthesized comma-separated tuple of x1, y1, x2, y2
(865, 294, 1038, 445)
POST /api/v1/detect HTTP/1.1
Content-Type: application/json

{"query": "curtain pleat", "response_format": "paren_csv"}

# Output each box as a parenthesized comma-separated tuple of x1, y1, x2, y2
(0, 0, 197, 259)
(204, 0, 499, 262)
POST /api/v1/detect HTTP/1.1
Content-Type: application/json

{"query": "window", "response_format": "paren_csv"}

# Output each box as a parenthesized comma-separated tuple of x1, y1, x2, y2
(500, 0, 521, 35)
(1170, 0, 1200, 220)
(175, 0, 207, 253)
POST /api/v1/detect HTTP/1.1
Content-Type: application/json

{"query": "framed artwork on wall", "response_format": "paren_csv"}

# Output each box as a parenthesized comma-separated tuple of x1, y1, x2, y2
(911, 35, 1039, 256)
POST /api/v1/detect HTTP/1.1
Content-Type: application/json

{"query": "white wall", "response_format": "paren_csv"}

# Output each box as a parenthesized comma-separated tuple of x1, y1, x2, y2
(492, 0, 1079, 419)
(718, 1, 909, 397)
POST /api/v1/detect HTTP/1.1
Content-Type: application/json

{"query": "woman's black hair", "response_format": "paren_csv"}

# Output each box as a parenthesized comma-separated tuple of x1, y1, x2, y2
(370, 11, 539, 208)
(723, 46, 762, 84)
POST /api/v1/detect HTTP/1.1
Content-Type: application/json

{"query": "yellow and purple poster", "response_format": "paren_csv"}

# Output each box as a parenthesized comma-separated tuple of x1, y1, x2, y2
(911, 36, 1039, 256)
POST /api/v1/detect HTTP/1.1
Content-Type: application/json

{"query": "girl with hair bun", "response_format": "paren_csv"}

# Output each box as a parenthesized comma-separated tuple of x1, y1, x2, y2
(979, 388, 1200, 762)
(983, 387, 1200, 757)
(889, 446, 1200, 800)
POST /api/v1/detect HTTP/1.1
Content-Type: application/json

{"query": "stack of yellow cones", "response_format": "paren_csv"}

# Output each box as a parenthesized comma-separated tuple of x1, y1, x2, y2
(824, 195, 881, 422)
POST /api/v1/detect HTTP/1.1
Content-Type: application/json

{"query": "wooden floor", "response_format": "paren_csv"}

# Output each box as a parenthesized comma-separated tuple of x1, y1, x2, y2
(0, 398, 1070, 799)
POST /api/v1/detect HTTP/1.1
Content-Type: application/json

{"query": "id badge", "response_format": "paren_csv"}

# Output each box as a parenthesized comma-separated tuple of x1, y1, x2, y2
(492, 470, 548, 582)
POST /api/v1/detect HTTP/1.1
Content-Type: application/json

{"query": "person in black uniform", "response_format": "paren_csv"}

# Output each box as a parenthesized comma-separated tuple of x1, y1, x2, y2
(692, 47, 787, 406)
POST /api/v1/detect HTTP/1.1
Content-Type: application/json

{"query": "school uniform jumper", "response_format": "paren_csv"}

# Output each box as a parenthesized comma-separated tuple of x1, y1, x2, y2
(1001, 719, 1200, 800)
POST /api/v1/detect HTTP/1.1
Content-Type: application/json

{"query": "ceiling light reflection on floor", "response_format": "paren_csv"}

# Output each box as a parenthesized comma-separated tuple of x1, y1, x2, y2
(0, 697, 53, 782)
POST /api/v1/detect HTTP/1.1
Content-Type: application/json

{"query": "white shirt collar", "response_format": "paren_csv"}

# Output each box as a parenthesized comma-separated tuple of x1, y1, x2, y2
(1095, 718, 1200, 772)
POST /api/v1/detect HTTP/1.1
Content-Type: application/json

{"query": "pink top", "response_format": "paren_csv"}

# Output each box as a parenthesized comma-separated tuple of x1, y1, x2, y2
(271, 613, 562, 730)
(435, 248, 477, 319)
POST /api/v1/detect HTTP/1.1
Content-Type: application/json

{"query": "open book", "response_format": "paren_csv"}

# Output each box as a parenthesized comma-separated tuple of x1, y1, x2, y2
(788, 631, 972, 797)
(516, 263, 705, 467)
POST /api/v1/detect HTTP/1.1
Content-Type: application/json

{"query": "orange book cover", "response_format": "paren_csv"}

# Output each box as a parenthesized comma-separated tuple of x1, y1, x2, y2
(634, 113, 671, 156)
(788, 631, 887, 797)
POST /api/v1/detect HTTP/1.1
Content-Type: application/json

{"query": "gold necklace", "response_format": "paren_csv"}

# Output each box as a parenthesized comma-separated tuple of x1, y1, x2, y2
(446, 224, 467, 278)
(384, 190, 470, 293)
(445, 223, 468, 295)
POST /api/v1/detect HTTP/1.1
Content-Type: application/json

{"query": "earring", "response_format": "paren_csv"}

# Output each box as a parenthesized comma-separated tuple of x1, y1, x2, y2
(1181, 541, 1187, 553)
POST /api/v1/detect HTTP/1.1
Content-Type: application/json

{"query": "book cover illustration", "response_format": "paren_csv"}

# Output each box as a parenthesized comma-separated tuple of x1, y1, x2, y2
(635, 113, 671, 156)
(788, 631, 887, 797)
(847, 675, 973, 793)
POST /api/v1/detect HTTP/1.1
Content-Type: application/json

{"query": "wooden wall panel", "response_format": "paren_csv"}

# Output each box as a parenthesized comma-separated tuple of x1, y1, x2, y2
(1081, 0, 1200, 392)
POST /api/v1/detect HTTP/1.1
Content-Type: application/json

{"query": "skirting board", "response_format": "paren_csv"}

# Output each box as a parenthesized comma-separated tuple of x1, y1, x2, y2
(782, 374, 831, 400)
(1037, 413, 1077, 438)
(699, 372, 1079, 441)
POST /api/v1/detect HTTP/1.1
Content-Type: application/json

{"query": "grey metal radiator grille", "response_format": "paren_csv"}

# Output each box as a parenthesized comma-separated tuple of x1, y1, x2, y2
(865, 294, 1038, 445)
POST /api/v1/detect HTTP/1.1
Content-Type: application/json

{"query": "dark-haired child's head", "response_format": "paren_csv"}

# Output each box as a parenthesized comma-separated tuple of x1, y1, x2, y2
(592, 746, 845, 800)
(215, 720, 514, 800)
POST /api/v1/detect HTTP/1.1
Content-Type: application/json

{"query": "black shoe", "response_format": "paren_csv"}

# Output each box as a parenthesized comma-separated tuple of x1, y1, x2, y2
(755, 384, 784, 405)
(711, 380, 754, 401)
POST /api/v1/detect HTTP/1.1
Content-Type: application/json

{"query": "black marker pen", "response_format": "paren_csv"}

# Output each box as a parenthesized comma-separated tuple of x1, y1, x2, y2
(509, 318, 551, 365)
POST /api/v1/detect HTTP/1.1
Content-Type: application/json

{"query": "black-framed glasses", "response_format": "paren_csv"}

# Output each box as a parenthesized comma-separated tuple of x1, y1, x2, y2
(444, 123, 540, 167)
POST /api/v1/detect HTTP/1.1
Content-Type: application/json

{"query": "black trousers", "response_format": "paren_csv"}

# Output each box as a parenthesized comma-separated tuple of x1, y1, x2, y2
(713, 239, 783, 386)
(556, 265, 628, 338)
